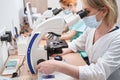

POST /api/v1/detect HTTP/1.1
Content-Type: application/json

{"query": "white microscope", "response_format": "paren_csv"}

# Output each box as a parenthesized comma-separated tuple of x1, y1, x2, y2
(0, 31, 13, 72)
(26, 9, 88, 79)
(32, 7, 63, 30)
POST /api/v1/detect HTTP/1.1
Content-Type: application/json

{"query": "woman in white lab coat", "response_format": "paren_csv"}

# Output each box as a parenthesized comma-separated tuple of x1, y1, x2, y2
(59, 0, 88, 63)
(37, 0, 120, 80)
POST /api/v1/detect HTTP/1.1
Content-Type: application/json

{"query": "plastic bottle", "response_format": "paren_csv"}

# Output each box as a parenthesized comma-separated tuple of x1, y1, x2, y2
(0, 42, 3, 72)
(0, 41, 8, 72)
(1, 41, 8, 64)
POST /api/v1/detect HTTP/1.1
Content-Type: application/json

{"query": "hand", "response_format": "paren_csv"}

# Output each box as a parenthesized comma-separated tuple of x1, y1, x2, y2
(62, 24, 69, 33)
(37, 59, 79, 79)
(37, 60, 60, 74)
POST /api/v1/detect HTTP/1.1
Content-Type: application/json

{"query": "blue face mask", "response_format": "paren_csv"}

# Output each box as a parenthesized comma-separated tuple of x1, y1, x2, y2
(83, 13, 102, 28)
(63, 9, 72, 15)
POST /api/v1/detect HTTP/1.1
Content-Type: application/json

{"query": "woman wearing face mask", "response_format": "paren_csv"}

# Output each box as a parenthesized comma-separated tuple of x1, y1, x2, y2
(37, 0, 120, 80)
(60, 0, 78, 15)
(59, 0, 88, 62)
(60, 0, 87, 41)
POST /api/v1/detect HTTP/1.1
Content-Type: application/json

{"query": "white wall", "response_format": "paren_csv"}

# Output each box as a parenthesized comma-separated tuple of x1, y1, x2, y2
(0, 0, 24, 33)
(47, 0, 60, 9)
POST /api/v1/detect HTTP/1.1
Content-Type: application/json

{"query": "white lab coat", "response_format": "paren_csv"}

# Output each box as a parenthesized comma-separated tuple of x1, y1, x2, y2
(69, 26, 120, 80)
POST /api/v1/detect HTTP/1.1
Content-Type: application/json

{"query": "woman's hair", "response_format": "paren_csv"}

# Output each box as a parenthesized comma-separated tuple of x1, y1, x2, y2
(20, 23, 32, 34)
(83, 0, 118, 26)
(59, 0, 77, 6)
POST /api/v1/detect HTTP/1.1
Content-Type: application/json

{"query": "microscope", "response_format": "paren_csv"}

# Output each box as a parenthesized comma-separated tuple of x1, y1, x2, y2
(26, 9, 88, 74)
(42, 7, 62, 19)
(0, 31, 12, 71)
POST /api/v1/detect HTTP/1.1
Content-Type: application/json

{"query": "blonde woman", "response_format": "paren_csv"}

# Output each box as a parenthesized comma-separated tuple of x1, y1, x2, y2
(37, 0, 120, 80)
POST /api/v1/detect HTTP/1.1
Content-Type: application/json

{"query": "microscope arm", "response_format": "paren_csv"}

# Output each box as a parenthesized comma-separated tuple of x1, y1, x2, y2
(26, 10, 88, 74)
(27, 16, 65, 74)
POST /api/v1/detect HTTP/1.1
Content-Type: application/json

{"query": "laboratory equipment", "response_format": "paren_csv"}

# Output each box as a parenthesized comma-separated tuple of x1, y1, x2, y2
(26, 9, 88, 74)
(0, 33, 11, 71)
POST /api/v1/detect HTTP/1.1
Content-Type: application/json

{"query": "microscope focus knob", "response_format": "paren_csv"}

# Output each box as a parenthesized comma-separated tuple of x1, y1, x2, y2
(37, 59, 46, 65)
(54, 55, 63, 61)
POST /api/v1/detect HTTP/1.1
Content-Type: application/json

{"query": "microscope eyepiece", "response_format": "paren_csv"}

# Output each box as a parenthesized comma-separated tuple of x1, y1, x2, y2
(52, 8, 63, 15)
(77, 10, 89, 19)
(0, 34, 9, 41)
(0, 31, 12, 42)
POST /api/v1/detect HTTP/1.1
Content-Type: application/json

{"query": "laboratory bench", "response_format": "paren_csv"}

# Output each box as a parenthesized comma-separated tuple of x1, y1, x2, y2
(0, 40, 86, 80)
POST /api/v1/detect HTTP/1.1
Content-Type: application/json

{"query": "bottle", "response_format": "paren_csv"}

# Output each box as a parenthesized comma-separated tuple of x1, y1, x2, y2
(0, 42, 3, 72)
(1, 41, 8, 64)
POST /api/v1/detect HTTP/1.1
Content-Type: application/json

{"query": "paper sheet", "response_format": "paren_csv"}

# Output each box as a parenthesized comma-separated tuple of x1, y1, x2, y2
(2, 59, 19, 75)
(0, 76, 10, 80)
(0, 77, 18, 80)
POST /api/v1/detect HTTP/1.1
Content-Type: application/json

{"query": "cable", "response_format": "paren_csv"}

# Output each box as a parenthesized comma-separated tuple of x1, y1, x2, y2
(11, 56, 25, 78)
